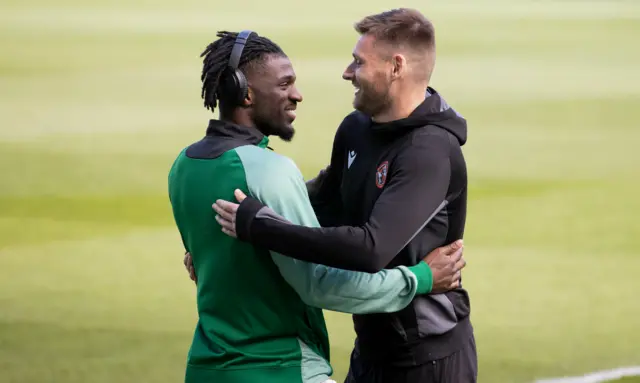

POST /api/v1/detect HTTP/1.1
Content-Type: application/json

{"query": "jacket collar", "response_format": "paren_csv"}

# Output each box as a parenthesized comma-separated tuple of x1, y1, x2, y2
(205, 119, 269, 148)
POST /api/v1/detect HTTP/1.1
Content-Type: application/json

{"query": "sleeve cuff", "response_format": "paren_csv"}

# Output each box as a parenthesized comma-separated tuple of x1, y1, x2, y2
(408, 261, 433, 295)
(235, 196, 265, 242)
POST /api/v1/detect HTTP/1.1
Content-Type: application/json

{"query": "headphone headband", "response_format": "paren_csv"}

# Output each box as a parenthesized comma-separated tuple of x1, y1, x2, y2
(228, 30, 253, 70)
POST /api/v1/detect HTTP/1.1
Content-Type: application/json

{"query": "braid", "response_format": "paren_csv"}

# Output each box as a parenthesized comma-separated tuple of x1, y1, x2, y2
(200, 31, 286, 112)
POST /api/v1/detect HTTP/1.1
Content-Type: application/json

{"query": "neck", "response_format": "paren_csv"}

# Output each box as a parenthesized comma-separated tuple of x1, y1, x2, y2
(221, 109, 266, 137)
(371, 84, 428, 123)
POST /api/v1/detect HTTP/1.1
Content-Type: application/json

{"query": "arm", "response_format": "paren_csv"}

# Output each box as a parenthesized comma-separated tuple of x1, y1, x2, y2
(235, 130, 452, 273)
(238, 150, 433, 314)
(305, 165, 329, 203)
(305, 164, 342, 228)
(305, 125, 345, 227)
(271, 251, 432, 314)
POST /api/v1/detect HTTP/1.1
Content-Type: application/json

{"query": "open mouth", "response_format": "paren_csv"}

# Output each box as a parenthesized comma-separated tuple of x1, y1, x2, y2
(353, 83, 361, 96)
(285, 108, 296, 121)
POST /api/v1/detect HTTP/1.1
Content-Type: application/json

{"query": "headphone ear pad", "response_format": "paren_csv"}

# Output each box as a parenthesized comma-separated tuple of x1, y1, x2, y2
(218, 68, 245, 106)
(234, 69, 248, 104)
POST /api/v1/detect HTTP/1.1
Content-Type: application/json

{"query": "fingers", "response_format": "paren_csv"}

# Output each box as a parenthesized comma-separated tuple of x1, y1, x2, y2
(234, 189, 247, 202)
(212, 199, 240, 238)
(454, 255, 466, 272)
(450, 239, 464, 251)
(449, 247, 464, 263)
(447, 257, 465, 290)
(439, 239, 464, 256)
(221, 227, 238, 238)
(183, 252, 197, 283)
(212, 200, 238, 222)
(215, 214, 236, 233)
(184, 252, 190, 267)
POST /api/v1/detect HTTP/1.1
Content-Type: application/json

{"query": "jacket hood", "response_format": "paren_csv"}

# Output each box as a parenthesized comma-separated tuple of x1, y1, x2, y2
(370, 87, 467, 145)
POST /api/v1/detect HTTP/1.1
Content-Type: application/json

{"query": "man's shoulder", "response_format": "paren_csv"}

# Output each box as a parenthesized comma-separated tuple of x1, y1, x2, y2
(333, 110, 370, 146)
(234, 145, 303, 195)
(234, 145, 300, 175)
(338, 110, 369, 129)
(410, 125, 451, 142)
(168, 146, 190, 177)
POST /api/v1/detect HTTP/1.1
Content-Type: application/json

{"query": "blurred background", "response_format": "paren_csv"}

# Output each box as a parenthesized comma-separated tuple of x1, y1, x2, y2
(1, 0, 639, 382)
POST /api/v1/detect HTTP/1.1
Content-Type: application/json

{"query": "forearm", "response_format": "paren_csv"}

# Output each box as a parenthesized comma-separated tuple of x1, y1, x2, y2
(239, 198, 384, 272)
(306, 164, 343, 227)
(271, 252, 433, 314)
(305, 167, 328, 201)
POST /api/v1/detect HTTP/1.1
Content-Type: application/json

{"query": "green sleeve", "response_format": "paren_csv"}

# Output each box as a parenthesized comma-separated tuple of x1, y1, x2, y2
(235, 146, 432, 314)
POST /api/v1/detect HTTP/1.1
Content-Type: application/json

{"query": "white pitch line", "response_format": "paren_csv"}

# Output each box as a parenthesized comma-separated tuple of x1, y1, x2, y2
(535, 366, 640, 383)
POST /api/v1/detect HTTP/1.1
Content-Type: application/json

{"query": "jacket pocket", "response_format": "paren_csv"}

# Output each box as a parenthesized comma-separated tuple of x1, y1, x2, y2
(414, 294, 459, 337)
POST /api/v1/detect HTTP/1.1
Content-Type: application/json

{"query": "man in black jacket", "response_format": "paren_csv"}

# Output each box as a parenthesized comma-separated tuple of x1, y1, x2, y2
(212, 8, 477, 383)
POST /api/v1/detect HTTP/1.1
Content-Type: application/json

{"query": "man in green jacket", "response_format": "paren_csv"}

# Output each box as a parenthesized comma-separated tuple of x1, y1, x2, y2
(168, 30, 465, 383)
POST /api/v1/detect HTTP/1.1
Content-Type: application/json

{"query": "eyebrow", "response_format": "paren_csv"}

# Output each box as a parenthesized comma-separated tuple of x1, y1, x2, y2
(277, 74, 296, 82)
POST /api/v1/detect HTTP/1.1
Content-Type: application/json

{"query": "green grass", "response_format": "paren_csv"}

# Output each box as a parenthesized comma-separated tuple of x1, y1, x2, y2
(1, 0, 639, 382)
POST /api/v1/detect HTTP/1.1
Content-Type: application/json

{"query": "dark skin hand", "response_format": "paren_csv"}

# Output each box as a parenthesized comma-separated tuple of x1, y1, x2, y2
(424, 239, 466, 292)
(184, 251, 197, 284)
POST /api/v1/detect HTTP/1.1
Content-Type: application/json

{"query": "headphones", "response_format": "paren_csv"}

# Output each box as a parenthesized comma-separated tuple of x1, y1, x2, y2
(220, 30, 254, 106)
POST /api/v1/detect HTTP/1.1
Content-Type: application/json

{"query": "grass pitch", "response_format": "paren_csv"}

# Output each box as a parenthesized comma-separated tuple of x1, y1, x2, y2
(1, 1, 639, 382)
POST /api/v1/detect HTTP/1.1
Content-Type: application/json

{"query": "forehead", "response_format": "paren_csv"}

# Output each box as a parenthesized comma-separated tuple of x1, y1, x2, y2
(353, 34, 378, 58)
(259, 55, 295, 80)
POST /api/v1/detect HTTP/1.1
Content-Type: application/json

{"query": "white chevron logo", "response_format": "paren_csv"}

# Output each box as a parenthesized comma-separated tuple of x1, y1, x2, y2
(347, 151, 357, 169)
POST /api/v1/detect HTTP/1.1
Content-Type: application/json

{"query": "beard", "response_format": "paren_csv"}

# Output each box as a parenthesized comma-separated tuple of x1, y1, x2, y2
(353, 73, 392, 118)
(275, 125, 295, 142)
(254, 114, 296, 142)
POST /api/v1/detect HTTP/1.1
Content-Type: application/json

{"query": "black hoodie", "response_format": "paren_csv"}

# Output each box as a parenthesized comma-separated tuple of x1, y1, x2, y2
(235, 87, 473, 364)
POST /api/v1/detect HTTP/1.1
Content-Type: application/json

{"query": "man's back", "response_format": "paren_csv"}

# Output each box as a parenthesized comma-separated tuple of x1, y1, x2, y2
(168, 120, 330, 383)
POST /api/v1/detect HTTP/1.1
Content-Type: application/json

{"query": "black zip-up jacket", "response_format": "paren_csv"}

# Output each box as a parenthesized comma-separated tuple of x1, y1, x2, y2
(235, 88, 473, 365)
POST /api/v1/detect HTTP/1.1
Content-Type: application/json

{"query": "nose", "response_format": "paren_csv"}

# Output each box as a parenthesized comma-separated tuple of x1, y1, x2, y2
(290, 85, 303, 103)
(342, 62, 354, 81)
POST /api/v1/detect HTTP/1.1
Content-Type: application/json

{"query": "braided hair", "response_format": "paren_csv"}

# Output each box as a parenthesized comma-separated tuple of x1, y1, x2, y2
(200, 31, 286, 114)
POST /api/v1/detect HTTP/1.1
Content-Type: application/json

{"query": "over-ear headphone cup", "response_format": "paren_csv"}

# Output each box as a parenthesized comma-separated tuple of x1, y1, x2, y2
(234, 69, 248, 104)
(218, 68, 247, 106)
(218, 69, 239, 105)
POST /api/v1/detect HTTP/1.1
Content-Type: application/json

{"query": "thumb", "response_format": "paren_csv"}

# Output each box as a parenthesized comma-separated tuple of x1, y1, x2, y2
(234, 189, 247, 202)
(442, 239, 464, 255)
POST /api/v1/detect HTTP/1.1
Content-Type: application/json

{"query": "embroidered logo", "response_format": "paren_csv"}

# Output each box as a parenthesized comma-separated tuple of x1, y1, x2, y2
(375, 161, 389, 188)
(347, 150, 357, 169)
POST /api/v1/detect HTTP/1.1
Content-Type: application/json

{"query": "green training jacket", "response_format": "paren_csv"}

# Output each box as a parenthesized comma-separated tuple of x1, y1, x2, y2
(168, 120, 433, 383)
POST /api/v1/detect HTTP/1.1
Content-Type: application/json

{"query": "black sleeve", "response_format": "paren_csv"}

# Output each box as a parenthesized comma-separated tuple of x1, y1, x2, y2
(236, 130, 451, 273)
(305, 166, 328, 201)
(305, 124, 345, 227)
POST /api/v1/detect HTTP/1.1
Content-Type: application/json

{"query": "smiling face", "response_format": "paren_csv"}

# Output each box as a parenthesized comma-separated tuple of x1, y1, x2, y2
(342, 34, 394, 118)
(247, 54, 302, 141)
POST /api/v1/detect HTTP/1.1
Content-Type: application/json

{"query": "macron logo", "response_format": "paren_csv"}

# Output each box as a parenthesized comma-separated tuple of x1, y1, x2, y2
(348, 150, 357, 169)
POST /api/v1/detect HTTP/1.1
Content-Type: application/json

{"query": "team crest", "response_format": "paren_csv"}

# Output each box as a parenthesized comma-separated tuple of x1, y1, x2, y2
(375, 161, 389, 188)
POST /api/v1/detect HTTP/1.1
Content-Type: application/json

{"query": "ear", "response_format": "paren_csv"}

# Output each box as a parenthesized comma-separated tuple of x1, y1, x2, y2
(242, 86, 254, 108)
(391, 54, 407, 80)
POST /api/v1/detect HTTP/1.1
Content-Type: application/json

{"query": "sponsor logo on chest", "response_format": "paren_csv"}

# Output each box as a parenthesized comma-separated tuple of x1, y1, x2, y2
(375, 161, 389, 188)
